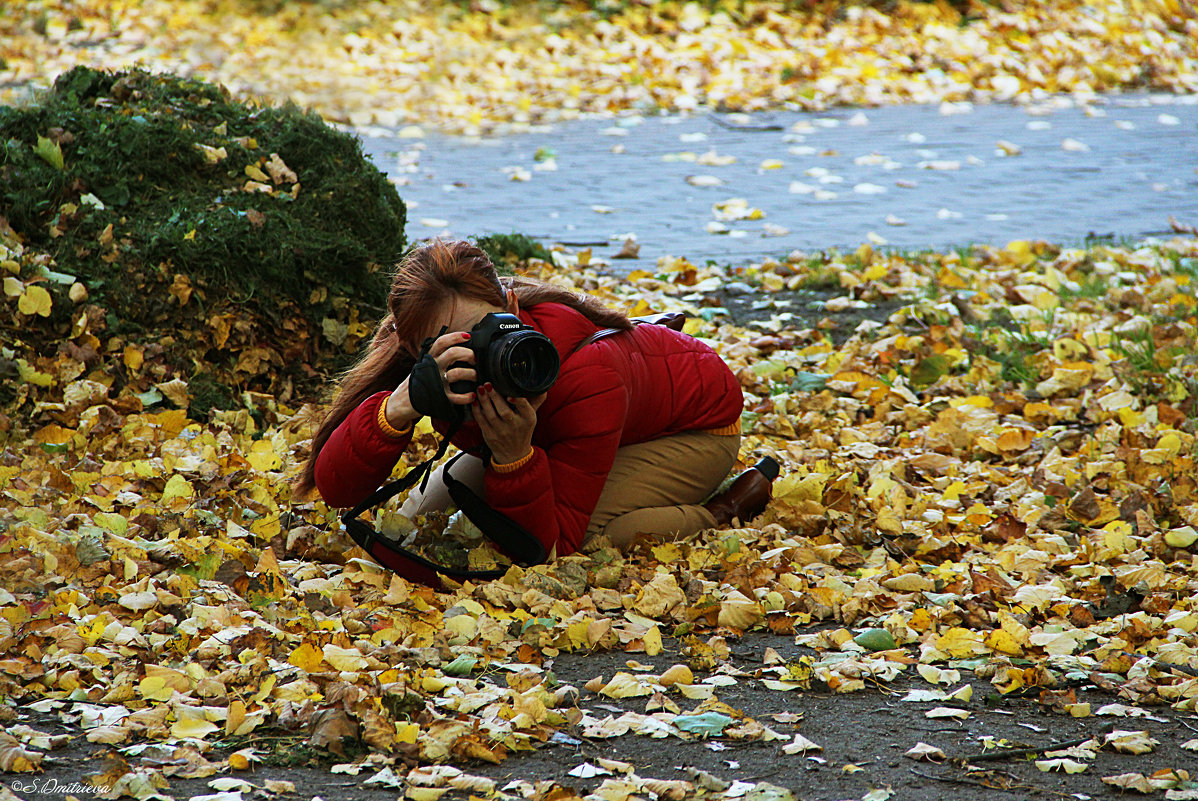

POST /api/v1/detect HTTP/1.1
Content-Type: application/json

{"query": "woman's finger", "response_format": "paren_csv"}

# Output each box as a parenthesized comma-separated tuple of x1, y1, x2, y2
(435, 345, 475, 369)
(471, 400, 492, 434)
(442, 363, 476, 386)
(480, 384, 515, 420)
(430, 331, 473, 358)
(445, 386, 476, 406)
(505, 396, 537, 424)
(473, 383, 496, 417)
(472, 389, 504, 435)
(431, 335, 476, 403)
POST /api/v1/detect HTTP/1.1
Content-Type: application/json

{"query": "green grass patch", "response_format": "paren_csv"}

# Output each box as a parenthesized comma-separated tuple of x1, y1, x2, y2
(791, 254, 842, 291)
(1109, 322, 1195, 404)
(966, 310, 1055, 389)
(1110, 326, 1168, 375)
(1058, 272, 1109, 300)
(474, 232, 551, 272)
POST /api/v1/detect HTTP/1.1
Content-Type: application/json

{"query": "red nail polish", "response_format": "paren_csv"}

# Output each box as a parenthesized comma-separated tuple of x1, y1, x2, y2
(485, 383, 493, 392)
(461, 332, 471, 339)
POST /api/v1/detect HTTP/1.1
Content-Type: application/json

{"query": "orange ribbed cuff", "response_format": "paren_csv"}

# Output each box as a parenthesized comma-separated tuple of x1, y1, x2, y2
(491, 447, 535, 473)
(376, 398, 413, 439)
(702, 420, 742, 436)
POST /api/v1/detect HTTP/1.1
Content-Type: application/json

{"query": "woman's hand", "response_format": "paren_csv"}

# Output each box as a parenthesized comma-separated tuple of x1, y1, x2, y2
(385, 331, 477, 427)
(474, 385, 546, 465)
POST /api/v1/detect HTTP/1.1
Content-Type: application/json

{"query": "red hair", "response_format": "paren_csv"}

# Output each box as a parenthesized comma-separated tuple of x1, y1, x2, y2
(295, 239, 631, 498)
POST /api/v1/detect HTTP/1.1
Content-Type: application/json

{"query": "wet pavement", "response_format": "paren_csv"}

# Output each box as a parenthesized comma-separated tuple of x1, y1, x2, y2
(358, 93, 1197, 268)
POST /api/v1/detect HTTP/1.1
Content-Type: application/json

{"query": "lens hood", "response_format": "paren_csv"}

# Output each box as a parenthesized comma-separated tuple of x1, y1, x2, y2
(489, 329, 559, 397)
(457, 313, 560, 398)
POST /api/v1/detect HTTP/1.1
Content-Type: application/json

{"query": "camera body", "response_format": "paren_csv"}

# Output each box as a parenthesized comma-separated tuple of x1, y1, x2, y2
(450, 313, 560, 398)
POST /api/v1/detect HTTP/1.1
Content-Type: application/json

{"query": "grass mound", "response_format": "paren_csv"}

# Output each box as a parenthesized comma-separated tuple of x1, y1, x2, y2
(0, 66, 406, 421)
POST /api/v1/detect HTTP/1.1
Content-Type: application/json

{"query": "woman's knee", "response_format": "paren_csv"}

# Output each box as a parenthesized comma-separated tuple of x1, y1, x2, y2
(600, 504, 714, 550)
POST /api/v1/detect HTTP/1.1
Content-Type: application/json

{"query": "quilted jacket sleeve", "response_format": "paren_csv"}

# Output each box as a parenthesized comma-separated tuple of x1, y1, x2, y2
(314, 391, 411, 508)
(482, 365, 626, 557)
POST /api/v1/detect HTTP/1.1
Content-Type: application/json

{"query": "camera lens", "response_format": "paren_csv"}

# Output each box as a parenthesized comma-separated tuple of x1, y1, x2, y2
(491, 331, 559, 396)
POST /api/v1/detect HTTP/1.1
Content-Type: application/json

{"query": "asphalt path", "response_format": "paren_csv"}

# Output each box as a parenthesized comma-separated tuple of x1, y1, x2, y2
(358, 93, 1197, 268)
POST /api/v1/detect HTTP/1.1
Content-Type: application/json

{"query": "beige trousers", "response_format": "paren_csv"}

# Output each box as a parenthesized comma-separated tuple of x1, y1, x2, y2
(399, 432, 741, 549)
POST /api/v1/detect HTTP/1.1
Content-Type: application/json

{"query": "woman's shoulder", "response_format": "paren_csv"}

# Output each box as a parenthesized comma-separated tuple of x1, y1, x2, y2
(524, 302, 601, 357)
(524, 300, 585, 328)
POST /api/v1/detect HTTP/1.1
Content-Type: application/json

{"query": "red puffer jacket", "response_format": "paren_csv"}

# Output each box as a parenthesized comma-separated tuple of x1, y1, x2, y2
(314, 302, 743, 557)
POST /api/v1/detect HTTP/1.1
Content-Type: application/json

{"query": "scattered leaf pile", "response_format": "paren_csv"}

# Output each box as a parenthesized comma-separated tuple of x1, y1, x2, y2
(3, 230, 1197, 795)
(1, 66, 406, 418)
(3, 2, 1198, 795)
(1, 0, 1196, 134)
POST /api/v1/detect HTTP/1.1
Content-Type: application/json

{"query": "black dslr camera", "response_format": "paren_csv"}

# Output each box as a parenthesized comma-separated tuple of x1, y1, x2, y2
(450, 313, 560, 398)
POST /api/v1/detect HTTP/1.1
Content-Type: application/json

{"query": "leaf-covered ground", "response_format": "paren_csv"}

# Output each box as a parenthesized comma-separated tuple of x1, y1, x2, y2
(3, 233, 1198, 798)
(1, 0, 1197, 134)
(3, 0, 1198, 798)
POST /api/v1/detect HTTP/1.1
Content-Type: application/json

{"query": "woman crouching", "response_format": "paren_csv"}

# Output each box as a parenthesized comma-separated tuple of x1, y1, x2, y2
(295, 239, 775, 564)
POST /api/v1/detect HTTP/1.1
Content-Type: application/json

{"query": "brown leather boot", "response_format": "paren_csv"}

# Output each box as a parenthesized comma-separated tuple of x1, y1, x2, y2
(704, 456, 780, 527)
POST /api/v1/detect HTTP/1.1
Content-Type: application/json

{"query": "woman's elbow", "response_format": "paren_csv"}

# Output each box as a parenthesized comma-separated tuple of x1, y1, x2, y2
(313, 462, 362, 509)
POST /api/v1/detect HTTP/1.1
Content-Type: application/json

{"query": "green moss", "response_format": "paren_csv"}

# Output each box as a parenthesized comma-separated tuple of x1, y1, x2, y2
(0, 66, 407, 411)
(1, 67, 404, 318)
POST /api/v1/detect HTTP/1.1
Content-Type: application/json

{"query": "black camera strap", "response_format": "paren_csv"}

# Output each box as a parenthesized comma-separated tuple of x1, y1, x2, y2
(566, 311, 687, 357)
(340, 416, 547, 587)
(340, 311, 686, 588)
(443, 455, 548, 565)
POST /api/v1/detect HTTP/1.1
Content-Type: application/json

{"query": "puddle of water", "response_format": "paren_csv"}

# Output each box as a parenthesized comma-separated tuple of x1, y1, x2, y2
(358, 94, 1197, 269)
